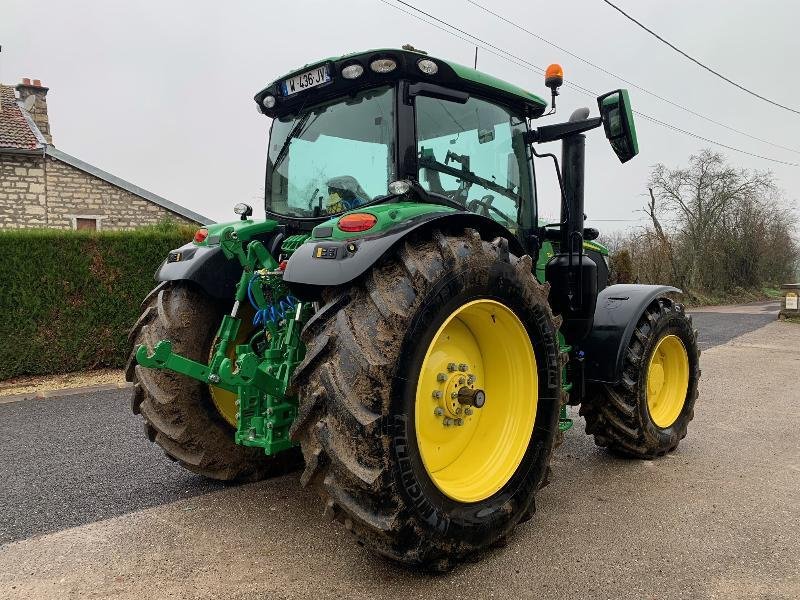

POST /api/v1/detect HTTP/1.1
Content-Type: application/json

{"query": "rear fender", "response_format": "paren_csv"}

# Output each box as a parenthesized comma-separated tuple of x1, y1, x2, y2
(283, 211, 524, 292)
(579, 284, 682, 384)
(155, 222, 284, 300)
(155, 244, 242, 299)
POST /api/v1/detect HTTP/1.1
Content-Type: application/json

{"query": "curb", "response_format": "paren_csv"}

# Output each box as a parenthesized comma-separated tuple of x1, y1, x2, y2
(0, 382, 132, 405)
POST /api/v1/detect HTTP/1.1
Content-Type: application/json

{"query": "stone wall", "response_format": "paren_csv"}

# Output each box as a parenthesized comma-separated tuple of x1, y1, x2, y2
(0, 153, 197, 229)
(0, 154, 47, 228)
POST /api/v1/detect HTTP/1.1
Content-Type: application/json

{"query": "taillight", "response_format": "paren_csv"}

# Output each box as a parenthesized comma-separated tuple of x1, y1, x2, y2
(338, 213, 377, 233)
(193, 228, 208, 243)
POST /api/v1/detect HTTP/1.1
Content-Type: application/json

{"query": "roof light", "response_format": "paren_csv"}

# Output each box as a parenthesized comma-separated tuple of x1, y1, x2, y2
(262, 95, 276, 109)
(338, 213, 377, 232)
(545, 64, 563, 90)
(193, 228, 208, 244)
(341, 63, 364, 79)
(370, 58, 397, 73)
(417, 59, 438, 75)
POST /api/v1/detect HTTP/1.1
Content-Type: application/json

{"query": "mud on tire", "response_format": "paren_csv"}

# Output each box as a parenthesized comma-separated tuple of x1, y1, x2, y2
(126, 282, 299, 481)
(289, 229, 562, 570)
(580, 298, 700, 458)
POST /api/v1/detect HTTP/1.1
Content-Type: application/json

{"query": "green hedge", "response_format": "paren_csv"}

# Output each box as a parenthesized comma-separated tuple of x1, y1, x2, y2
(0, 225, 195, 380)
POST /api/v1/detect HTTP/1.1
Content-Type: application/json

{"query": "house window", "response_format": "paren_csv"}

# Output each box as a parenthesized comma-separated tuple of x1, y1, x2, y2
(75, 218, 97, 230)
(69, 215, 106, 230)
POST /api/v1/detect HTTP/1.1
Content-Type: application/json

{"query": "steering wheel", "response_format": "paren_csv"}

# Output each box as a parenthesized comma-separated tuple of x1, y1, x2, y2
(467, 194, 494, 216)
(467, 195, 517, 228)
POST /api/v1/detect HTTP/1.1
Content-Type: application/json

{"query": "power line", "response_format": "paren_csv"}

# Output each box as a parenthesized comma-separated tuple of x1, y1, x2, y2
(633, 111, 799, 167)
(600, 0, 800, 116)
(466, 0, 800, 154)
(381, 0, 799, 168)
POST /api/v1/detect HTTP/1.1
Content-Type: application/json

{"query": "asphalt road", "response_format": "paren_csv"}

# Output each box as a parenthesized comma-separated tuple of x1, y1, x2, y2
(0, 388, 226, 545)
(689, 300, 781, 350)
(1, 300, 797, 599)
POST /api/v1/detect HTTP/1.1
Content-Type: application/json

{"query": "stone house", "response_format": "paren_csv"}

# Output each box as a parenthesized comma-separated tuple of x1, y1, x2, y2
(0, 79, 209, 230)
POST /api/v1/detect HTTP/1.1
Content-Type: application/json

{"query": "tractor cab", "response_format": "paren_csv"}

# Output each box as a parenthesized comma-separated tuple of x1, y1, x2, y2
(257, 48, 546, 245)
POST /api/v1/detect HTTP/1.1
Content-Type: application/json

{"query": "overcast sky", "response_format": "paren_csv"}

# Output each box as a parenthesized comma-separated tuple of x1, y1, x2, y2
(2, 0, 798, 229)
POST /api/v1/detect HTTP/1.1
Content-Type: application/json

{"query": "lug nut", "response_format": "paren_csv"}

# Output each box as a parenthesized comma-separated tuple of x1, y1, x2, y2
(437, 373, 447, 382)
(458, 363, 468, 372)
(467, 375, 476, 385)
(455, 418, 464, 426)
(447, 363, 457, 372)
(464, 407, 473, 416)
(455, 407, 462, 415)
(432, 390, 442, 399)
(459, 377, 465, 386)
(451, 392, 458, 399)
(208, 373, 220, 383)
(434, 407, 444, 416)
(443, 417, 453, 427)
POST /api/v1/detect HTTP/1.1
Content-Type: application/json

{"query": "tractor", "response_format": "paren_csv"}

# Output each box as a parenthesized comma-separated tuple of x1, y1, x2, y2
(129, 48, 700, 570)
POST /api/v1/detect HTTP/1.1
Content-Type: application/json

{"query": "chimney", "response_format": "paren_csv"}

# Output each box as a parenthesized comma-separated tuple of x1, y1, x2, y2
(16, 78, 52, 144)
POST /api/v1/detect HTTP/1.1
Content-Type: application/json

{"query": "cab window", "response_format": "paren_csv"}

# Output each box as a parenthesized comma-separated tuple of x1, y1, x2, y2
(415, 94, 534, 234)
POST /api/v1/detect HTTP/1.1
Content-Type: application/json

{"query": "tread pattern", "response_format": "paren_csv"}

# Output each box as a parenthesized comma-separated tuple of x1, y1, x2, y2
(580, 298, 701, 458)
(126, 282, 299, 481)
(290, 229, 560, 569)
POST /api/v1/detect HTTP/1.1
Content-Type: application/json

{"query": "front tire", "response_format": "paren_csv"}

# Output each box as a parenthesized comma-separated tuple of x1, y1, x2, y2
(290, 230, 561, 569)
(580, 298, 700, 458)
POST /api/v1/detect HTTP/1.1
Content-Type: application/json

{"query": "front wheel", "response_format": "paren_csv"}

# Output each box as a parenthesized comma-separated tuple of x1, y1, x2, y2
(580, 298, 700, 458)
(290, 230, 562, 569)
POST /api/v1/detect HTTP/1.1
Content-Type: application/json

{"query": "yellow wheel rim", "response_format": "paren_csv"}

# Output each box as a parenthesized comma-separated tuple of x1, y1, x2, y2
(646, 334, 690, 428)
(209, 311, 255, 428)
(414, 299, 537, 503)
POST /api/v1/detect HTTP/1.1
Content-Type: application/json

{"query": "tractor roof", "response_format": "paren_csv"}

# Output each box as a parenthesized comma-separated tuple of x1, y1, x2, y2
(255, 48, 548, 119)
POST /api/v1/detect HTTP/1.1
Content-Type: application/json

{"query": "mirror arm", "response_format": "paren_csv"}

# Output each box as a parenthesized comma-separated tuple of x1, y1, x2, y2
(525, 117, 602, 144)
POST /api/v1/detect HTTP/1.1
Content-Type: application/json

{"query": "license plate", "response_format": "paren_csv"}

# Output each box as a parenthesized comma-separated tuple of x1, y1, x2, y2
(282, 65, 331, 96)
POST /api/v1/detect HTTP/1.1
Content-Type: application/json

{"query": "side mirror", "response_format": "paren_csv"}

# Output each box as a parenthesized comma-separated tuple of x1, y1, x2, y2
(597, 89, 639, 163)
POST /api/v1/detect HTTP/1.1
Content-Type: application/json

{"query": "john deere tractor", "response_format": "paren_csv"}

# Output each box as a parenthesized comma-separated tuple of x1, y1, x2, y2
(129, 48, 700, 569)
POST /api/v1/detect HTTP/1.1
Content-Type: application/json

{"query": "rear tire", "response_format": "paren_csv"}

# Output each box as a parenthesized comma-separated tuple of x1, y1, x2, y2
(126, 282, 299, 481)
(580, 298, 700, 458)
(290, 229, 562, 569)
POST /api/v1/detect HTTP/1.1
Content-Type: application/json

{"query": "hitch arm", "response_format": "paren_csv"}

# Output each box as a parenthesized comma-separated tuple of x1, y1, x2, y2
(135, 341, 237, 393)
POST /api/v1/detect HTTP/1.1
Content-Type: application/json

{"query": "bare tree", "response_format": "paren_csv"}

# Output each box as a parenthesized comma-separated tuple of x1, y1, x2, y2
(648, 150, 778, 291)
(609, 149, 798, 300)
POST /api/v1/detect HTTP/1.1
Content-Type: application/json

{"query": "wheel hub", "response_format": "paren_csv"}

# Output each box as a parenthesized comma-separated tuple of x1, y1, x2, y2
(432, 368, 483, 422)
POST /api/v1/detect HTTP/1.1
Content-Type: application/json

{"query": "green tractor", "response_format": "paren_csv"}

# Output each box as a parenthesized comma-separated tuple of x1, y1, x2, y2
(128, 48, 700, 569)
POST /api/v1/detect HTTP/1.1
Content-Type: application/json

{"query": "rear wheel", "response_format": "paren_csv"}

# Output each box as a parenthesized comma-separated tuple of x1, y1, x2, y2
(290, 230, 561, 569)
(580, 298, 700, 458)
(126, 282, 299, 481)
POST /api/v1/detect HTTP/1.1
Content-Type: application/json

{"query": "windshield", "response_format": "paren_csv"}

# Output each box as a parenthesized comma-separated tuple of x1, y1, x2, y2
(266, 86, 395, 219)
(416, 94, 533, 233)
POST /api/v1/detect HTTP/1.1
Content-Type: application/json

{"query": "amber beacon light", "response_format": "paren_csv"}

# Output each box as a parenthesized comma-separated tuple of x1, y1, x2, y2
(545, 63, 564, 89)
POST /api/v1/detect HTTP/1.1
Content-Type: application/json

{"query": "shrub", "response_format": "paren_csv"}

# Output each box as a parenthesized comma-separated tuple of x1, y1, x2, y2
(0, 226, 191, 380)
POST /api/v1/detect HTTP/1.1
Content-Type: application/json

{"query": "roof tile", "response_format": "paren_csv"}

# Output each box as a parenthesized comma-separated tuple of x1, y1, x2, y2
(0, 84, 42, 151)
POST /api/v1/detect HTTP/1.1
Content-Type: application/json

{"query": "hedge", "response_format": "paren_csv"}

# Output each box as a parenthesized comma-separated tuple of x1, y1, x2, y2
(0, 224, 195, 380)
